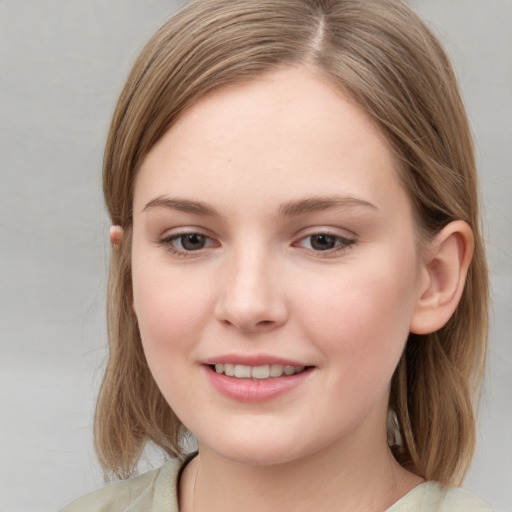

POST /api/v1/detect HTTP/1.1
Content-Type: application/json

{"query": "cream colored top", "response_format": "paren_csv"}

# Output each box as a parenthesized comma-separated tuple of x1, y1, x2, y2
(60, 457, 495, 512)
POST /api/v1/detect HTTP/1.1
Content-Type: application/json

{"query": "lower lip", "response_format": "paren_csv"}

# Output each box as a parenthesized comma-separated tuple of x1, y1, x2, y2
(203, 366, 313, 403)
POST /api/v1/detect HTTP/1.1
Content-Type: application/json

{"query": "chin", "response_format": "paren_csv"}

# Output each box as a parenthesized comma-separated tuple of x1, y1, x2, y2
(215, 448, 301, 467)
(197, 430, 318, 468)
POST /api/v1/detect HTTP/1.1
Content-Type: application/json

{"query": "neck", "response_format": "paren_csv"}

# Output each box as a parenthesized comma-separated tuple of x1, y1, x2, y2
(179, 428, 423, 512)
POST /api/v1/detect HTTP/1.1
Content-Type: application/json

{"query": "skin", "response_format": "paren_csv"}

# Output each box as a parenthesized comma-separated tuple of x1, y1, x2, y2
(127, 66, 473, 512)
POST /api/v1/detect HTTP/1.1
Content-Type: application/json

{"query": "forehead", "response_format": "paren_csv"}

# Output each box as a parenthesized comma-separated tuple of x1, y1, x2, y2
(134, 66, 408, 218)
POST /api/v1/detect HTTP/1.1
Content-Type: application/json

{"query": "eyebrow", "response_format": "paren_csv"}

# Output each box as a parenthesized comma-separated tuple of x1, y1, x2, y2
(142, 194, 377, 217)
(279, 196, 378, 217)
(143, 196, 220, 217)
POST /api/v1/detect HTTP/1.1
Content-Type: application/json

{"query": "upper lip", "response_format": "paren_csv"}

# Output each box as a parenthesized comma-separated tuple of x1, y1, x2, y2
(203, 354, 309, 367)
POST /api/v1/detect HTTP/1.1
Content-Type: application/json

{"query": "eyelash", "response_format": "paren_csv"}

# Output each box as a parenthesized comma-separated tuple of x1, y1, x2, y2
(293, 233, 356, 255)
(158, 231, 356, 257)
(159, 232, 218, 257)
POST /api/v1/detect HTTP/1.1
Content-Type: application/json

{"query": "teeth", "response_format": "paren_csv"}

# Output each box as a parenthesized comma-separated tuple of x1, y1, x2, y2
(213, 364, 306, 379)
(234, 365, 252, 378)
(251, 365, 270, 379)
(270, 364, 283, 377)
(283, 365, 295, 376)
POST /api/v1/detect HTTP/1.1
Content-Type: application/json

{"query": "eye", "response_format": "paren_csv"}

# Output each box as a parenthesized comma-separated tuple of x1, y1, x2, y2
(175, 233, 209, 251)
(159, 231, 219, 255)
(295, 233, 355, 252)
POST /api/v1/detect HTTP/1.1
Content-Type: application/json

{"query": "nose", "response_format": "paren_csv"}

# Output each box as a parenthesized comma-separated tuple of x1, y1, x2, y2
(214, 244, 288, 333)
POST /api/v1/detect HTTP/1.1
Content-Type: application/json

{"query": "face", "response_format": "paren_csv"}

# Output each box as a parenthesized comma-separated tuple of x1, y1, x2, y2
(131, 67, 426, 467)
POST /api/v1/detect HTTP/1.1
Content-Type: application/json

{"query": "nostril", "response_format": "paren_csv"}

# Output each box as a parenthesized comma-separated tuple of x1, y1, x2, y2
(220, 317, 276, 331)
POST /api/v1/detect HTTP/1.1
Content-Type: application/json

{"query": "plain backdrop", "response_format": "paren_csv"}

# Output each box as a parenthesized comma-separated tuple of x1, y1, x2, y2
(0, 1, 510, 511)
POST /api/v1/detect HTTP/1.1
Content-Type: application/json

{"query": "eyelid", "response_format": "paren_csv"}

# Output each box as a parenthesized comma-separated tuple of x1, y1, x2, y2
(155, 226, 356, 258)
(157, 225, 217, 241)
(157, 228, 220, 257)
(292, 228, 357, 255)
(292, 225, 357, 241)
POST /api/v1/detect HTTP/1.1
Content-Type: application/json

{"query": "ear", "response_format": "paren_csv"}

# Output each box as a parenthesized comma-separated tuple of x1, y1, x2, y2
(410, 220, 474, 335)
(109, 225, 137, 313)
(109, 225, 124, 249)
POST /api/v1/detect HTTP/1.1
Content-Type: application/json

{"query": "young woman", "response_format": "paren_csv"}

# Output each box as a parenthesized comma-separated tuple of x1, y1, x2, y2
(62, 0, 493, 510)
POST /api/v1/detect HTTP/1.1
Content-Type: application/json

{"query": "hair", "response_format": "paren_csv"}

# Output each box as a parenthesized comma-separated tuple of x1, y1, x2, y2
(95, 0, 488, 485)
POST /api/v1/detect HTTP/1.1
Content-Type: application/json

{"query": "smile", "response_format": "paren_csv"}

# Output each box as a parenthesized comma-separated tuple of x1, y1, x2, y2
(213, 363, 306, 379)
(205, 363, 313, 402)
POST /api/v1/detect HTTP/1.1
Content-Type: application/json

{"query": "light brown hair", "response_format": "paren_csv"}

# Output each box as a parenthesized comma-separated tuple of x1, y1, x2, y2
(96, 0, 488, 485)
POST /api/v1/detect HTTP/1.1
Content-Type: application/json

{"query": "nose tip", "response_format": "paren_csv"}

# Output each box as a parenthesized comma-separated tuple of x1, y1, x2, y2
(216, 302, 285, 333)
(214, 256, 288, 333)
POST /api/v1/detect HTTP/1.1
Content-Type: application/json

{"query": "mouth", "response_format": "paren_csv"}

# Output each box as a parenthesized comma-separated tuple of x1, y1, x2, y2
(210, 363, 307, 380)
(203, 360, 313, 402)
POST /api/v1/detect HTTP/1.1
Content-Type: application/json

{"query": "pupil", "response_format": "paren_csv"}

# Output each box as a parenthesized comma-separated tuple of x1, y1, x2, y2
(311, 234, 335, 251)
(182, 234, 205, 250)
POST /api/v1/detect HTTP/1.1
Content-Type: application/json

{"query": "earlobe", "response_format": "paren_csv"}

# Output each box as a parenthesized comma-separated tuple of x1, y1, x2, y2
(110, 225, 124, 249)
(410, 220, 474, 335)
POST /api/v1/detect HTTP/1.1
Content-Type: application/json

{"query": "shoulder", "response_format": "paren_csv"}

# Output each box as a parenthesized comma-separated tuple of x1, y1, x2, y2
(438, 485, 495, 512)
(59, 458, 182, 512)
(388, 481, 496, 512)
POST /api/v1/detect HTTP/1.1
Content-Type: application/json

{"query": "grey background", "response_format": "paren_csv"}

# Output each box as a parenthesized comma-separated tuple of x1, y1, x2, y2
(0, 1, 510, 511)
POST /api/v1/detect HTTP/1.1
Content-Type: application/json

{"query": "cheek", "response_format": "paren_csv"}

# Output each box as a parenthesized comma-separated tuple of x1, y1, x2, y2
(295, 250, 418, 380)
(131, 265, 217, 422)
(131, 260, 211, 365)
